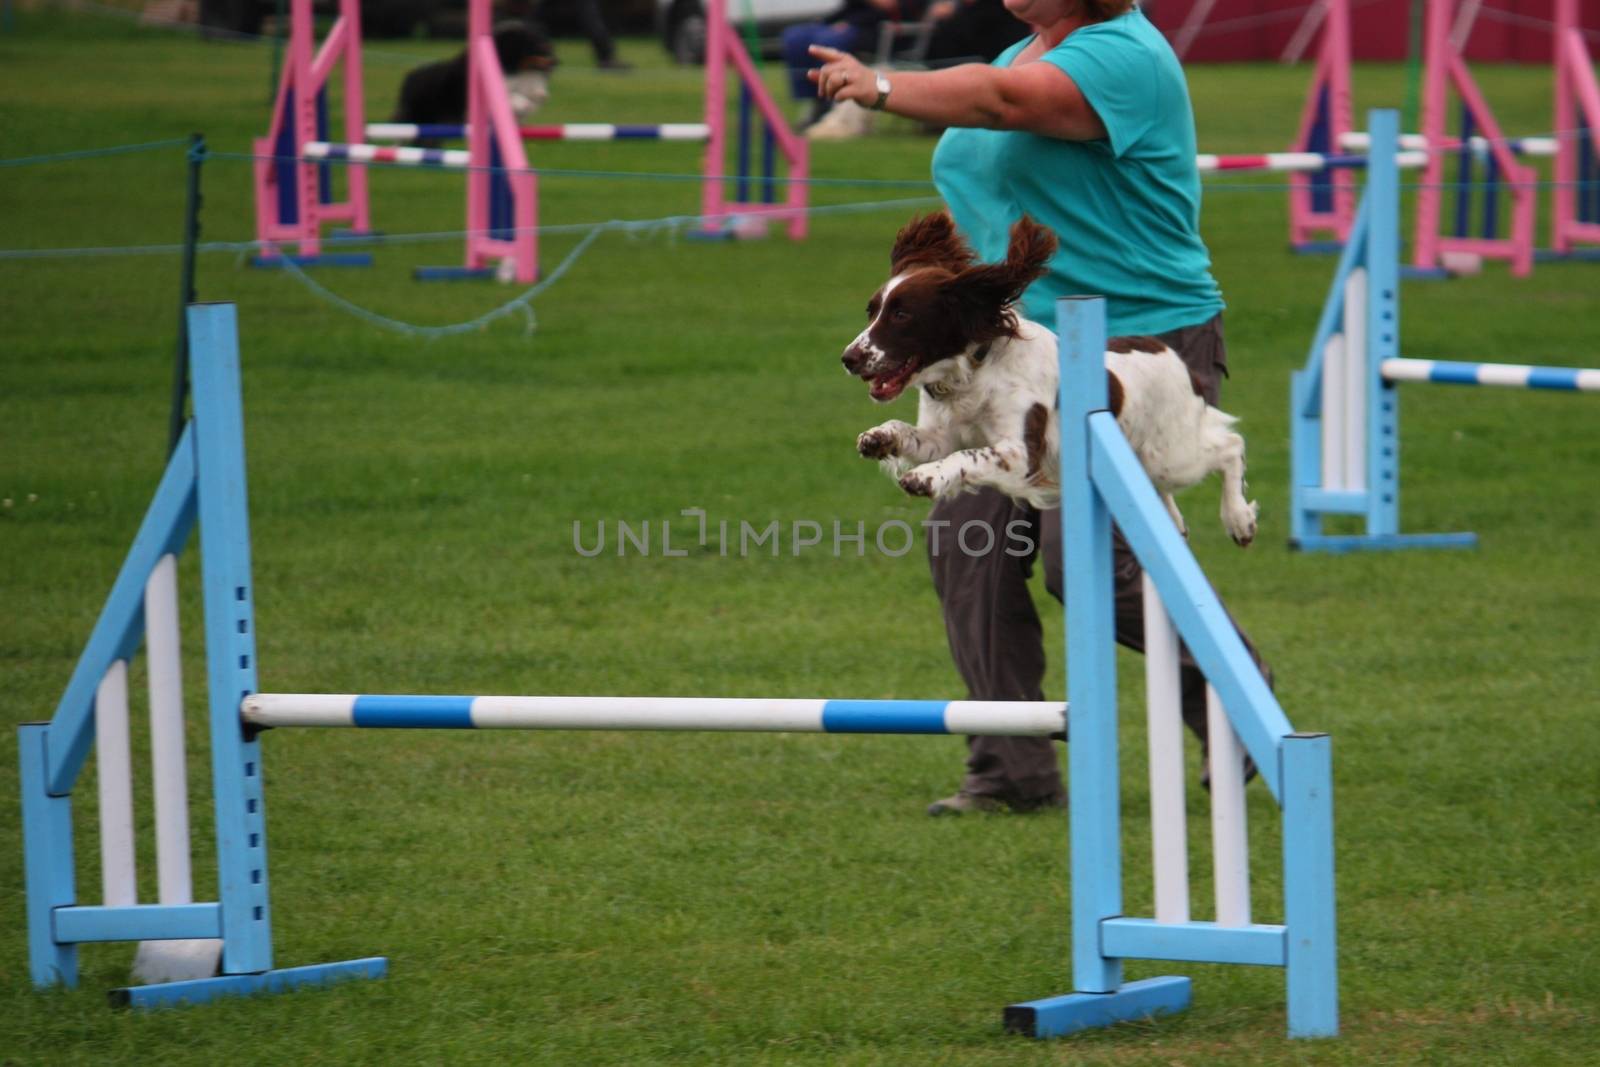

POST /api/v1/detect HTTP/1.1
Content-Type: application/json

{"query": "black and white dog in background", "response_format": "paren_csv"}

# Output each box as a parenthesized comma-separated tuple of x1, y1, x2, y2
(842, 212, 1259, 547)
(393, 20, 558, 130)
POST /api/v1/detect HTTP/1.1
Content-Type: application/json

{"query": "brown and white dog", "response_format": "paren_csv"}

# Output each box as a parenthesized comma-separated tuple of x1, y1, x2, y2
(842, 212, 1258, 546)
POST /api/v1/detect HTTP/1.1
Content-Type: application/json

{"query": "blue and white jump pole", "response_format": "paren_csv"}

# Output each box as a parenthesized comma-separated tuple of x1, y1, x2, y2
(1291, 109, 1600, 554)
(21, 300, 1335, 1038)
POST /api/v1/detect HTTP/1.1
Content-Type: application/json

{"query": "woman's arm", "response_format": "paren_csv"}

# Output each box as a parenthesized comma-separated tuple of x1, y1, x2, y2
(807, 43, 1107, 141)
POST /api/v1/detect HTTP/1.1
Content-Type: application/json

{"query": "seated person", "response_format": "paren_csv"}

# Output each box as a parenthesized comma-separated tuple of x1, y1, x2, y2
(782, 0, 905, 126)
(802, 0, 1026, 139)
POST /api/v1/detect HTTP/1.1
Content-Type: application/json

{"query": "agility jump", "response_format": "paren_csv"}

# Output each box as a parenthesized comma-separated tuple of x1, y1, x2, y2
(1288, 0, 1600, 272)
(21, 298, 1334, 1038)
(253, 0, 807, 282)
(1291, 110, 1600, 554)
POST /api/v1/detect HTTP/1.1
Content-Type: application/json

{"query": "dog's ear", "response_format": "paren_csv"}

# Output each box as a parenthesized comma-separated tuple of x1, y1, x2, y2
(940, 216, 1057, 343)
(890, 211, 975, 276)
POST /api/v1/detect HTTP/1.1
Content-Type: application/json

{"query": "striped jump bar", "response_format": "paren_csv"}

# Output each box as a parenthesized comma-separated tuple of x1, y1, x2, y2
(364, 123, 712, 143)
(1197, 150, 1428, 174)
(242, 694, 1066, 735)
(1340, 131, 1559, 159)
(1382, 358, 1600, 392)
(304, 141, 471, 168)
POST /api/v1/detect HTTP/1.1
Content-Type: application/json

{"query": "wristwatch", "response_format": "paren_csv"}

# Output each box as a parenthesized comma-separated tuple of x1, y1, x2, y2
(868, 71, 892, 111)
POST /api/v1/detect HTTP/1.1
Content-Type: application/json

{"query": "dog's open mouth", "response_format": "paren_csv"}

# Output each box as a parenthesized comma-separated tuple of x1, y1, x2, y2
(866, 359, 919, 402)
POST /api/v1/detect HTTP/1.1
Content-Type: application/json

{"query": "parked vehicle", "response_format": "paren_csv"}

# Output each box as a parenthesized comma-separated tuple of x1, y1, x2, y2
(655, 0, 835, 63)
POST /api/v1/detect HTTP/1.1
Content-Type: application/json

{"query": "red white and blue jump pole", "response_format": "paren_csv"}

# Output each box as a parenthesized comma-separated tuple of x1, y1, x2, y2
(365, 123, 713, 143)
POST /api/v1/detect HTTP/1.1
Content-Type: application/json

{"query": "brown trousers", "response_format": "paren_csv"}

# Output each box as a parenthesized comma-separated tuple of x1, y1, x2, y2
(926, 314, 1272, 804)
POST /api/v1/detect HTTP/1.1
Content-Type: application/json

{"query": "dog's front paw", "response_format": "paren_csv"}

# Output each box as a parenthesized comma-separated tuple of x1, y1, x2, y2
(857, 424, 903, 460)
(1224, 498, 1259, 548)
(898, 470, 936, 498)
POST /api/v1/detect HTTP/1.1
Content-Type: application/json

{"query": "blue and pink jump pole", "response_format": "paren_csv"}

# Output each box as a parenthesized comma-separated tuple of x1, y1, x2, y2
(22, 299, 1335, 1038)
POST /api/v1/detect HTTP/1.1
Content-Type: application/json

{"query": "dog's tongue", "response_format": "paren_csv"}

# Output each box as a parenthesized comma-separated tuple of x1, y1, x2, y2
(869, 362, 916, 401)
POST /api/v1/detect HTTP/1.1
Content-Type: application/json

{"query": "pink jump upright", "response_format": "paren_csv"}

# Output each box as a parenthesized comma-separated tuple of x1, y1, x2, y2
(1552, 0, 1600, 257)
(253, 0, 372, 267)
(699, 0, 809, 239)
(1411, 0, 1536, 277)
(1288, 0, 1355, 252)
(454, 0, 537, 283)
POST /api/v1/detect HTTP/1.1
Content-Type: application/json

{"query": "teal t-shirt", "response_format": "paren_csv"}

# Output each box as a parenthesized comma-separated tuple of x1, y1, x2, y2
(930, 8, 1223, 336)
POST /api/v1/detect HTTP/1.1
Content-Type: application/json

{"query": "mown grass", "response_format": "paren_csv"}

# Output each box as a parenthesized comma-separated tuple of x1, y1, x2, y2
(2, 9, 1598, 1066)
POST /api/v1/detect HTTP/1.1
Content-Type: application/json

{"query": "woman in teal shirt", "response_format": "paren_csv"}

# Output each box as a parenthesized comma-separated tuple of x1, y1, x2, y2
(812, 0, 1271, 814)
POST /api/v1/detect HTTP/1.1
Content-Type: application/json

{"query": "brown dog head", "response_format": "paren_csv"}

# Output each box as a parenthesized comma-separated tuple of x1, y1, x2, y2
(842, 212, 1057, 402)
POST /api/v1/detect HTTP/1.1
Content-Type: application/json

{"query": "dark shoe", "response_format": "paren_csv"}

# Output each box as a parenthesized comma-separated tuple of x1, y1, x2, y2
(926, 791, 1065, 816)
(597, 58, 632, 72)
(926, 791, 1005, 816)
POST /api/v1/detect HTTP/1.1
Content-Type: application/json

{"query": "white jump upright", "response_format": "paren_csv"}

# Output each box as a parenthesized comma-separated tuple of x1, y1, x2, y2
(23, 299, 1335, 1037)
(1291, 109, 1600, 554)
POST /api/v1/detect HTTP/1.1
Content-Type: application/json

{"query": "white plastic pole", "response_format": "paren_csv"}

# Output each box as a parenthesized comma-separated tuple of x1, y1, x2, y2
(1143, 575, 1190, 924)
(145, 554, 193, 905)
(132, 555, 225, 985)
(96, 659, 137, 907)
(1342, 266, 1368, 490)
(1320, 332, 1348, 491)
(1207, 684, 1251, 926)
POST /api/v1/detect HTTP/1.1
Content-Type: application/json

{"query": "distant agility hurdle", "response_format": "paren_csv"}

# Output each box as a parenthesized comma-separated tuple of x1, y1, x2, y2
(21, 301, 1333, 1038)
(253, 0, 806, 282)
(1291, 110, 1600, 553)
(1289, 0, 1600, 271)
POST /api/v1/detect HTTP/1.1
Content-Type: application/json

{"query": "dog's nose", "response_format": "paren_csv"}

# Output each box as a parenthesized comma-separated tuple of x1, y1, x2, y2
(841, 346, 866, 374)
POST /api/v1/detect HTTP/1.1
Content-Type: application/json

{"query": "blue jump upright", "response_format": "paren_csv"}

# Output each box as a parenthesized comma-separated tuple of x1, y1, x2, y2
(23, 300, 1336, 1038)
(1001, 298, 1338, 1041)
(1291, 110, 1600, 554)
(18, 304, 386, 1008)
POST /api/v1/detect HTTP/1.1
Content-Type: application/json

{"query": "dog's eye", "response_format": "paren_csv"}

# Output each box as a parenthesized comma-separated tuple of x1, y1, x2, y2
(891, 309, 912, 323)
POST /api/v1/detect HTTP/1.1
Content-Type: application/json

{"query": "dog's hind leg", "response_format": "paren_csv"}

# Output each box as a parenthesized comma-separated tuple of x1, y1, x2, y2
(1208, 423, 1258, 547)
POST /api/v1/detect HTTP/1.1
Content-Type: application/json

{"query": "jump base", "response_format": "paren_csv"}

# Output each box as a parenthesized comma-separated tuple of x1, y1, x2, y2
(110, 957, 388, 1011)
(1534, 247, 1600, 262)
(250, 253, 373, 269)
(1004, 976, 1193, 1038)
(1290, 531, 1478, 554)
(413, 266, 500, 282)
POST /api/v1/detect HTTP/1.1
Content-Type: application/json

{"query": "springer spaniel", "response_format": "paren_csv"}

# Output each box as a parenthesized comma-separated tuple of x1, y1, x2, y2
(842, 212, 1258, 546)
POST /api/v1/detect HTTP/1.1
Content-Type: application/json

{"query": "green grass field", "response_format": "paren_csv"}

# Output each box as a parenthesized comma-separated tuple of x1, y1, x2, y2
(3, 8, 1598, 1065)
